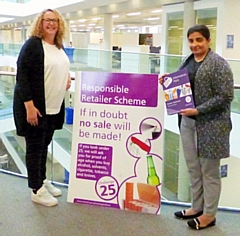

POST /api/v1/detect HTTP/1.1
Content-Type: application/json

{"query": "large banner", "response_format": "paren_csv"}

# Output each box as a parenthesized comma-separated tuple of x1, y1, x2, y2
(67, 71, 164, 214)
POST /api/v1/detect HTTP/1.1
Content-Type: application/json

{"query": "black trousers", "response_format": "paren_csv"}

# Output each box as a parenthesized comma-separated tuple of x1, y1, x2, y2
(25, 115, 57, 189)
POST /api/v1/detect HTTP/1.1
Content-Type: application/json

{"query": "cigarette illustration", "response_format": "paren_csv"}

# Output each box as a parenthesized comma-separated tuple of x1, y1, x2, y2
(131, 136, 150, 153)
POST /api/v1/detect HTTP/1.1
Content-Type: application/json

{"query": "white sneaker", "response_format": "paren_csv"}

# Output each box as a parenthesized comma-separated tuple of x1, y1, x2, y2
(43, 179, 62, 197)
(31, 186, 58, 207)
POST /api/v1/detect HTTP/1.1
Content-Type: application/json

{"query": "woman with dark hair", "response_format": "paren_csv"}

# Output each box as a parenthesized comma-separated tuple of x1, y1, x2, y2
(13, 9, 71, 207)
(160, 24, 233, 230)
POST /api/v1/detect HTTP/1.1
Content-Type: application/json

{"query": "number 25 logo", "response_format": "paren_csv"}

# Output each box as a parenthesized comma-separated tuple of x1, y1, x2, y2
(100, 184, 116, 196)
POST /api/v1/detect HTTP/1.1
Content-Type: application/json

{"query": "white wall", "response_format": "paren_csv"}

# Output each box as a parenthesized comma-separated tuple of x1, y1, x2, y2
(13, 30, 21, 44)
(0, 29, 22, 44)
(113, 32, 139, 47)
(2, 29, 161, 50)
(71, 32, 161, 50)
(194, 0, 240, 59)
(0, 30, 11, 43)
(217, 0, 240, 84)
(71, 32, 90, 48)
(153, 33, 161, 47)
(220, 156, 240, 208)
(113, 32, 161, 48)
(89, 32, 104, 44)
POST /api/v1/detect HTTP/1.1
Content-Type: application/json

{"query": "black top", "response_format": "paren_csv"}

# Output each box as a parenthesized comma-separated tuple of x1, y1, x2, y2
(183, 57, 203, 103)
(182, 57, 203, 120)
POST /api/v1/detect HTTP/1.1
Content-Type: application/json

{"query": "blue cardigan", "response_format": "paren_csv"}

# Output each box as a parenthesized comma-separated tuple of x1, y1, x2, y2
(13, 37, 65, 136)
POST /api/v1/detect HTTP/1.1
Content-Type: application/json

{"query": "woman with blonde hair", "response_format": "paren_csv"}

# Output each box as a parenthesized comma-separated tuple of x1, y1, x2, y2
(13, 9, 71, 207)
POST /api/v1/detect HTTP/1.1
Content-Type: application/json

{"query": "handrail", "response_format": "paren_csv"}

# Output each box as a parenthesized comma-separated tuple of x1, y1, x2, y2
(0, 71, 75, 80)
(0, 71, 16, 76)
(0, 71, 240, 88)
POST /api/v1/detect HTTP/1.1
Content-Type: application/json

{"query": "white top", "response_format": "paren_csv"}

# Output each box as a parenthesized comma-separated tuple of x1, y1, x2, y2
(42, 40, 70, 114)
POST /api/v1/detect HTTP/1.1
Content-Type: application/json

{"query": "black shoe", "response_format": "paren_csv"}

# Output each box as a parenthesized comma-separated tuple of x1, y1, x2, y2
(187, 218, 216, 230)
(174, 210, 203, 219)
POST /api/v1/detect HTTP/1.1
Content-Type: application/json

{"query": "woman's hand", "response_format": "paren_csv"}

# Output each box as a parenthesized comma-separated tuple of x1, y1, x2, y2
(159, 73, 169, 85)
(66, 74, 71, 90)
(179, 108, 199, 116)
(24, 100, 42, 126)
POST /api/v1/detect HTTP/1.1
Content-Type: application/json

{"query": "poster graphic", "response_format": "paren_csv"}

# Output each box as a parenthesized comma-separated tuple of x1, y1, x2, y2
(139, 34, 153, 46)
(162, 69, 195, 115)
(67, 72, 164, 215)
(227, 35, 234, 49)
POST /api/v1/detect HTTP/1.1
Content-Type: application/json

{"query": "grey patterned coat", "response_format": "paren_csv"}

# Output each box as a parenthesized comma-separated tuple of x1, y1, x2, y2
(179, 50, 234, 159)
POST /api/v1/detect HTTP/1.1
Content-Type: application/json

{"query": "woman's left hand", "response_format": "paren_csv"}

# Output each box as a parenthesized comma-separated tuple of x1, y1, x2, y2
(66, 74, 71, 90)
(180, 108, 199, 116)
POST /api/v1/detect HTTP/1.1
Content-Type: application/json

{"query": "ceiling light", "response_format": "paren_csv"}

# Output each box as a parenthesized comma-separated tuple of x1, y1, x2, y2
(152, 9, 162, 13)
(78, 19, 86, 22)
(92, 17, 101, 21)
(127, 12, 141, 16)
(147, 17, 160, 21)
(113, 15, 119, 18)
(89, 23, 96, 26)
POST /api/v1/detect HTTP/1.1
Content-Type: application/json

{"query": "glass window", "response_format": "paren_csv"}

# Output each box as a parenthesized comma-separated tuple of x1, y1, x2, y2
(196, 8, 217, 52)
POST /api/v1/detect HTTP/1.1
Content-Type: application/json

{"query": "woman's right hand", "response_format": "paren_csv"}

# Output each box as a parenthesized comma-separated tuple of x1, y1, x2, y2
(159, 73, 169, 85)
(24, 100, 42, 126)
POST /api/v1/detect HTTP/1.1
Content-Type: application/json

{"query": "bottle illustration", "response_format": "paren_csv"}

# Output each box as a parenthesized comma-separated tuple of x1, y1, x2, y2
(146, 155, 160, 186)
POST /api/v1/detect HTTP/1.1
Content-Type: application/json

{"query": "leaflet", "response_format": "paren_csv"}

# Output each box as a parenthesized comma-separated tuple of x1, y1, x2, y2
(162, 69, 195, 115)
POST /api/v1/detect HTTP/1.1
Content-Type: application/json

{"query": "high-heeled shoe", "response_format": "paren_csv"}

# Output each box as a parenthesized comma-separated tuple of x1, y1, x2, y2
(174, 210, 203, 219)
(187, 218, 216, 230)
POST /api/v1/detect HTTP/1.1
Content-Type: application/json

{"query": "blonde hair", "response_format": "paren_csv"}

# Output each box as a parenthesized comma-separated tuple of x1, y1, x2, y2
(29, 9, 66, 49)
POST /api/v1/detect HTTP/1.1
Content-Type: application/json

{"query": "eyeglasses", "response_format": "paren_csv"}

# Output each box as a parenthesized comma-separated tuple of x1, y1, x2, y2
(42, 18, 59, 24)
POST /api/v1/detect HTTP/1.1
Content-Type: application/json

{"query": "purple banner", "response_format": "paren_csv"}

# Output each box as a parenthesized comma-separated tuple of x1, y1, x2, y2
(80, 72, 158, 107)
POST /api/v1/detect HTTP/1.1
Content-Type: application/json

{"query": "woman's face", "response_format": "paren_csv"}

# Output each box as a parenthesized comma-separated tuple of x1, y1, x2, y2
(188, 31, 210, 56)
(42, 11, 59, 39)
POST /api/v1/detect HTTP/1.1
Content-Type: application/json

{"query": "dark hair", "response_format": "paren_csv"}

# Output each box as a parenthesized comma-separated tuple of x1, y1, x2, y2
(187, 24, 210, 40)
